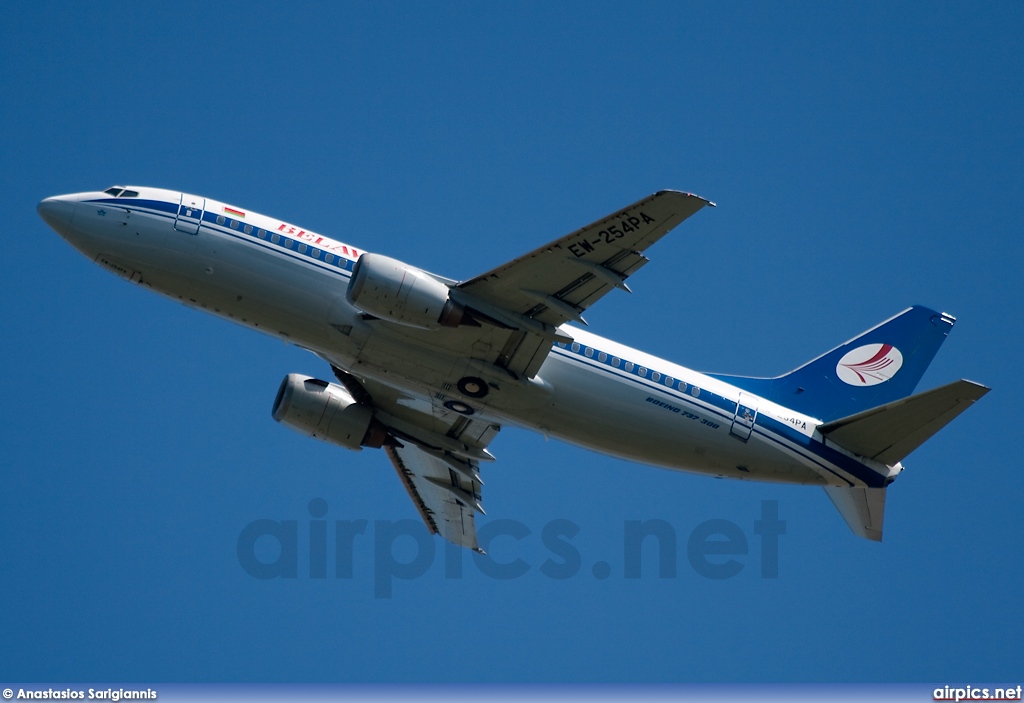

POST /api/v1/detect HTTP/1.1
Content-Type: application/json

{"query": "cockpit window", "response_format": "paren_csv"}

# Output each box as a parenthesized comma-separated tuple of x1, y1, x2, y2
(102, 186, 138, 197)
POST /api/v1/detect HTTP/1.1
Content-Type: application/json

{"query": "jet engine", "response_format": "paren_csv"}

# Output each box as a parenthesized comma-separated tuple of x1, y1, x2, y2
(346, 253, 464, 330)
(271, 373, 385, 450)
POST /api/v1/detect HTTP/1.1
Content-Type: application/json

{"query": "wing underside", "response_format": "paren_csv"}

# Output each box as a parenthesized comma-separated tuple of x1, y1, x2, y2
(450, 190, 713, 378)
(324, 363, 495, 551)
(459, 191, 711, 311)
(313, 191, 712, 548)
(459, 190, 711, 321)
(385, 443, 483, 551)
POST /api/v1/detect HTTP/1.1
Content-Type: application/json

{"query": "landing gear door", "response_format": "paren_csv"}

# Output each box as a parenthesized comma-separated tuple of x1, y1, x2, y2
(730, 392, 758, 442)
(174, 193, 205, 234)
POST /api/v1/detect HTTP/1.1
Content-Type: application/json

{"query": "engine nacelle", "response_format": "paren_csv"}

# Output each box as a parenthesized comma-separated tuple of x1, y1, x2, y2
(346, 253, 463, 330)
(271, 374, 377, 450)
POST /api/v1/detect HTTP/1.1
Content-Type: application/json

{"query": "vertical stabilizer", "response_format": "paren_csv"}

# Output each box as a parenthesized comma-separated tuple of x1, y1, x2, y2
(710, 306, 956, 421)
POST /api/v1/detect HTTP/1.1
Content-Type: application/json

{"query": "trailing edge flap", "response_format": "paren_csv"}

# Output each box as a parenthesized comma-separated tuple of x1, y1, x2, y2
(384, 444, 482, 552)
(817, 379, 989, 465)
(824, 486, 886, 542)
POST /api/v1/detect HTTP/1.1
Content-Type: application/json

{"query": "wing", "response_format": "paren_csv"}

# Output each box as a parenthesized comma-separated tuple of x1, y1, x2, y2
(343, 190, 712, 382)
(314, 191, 712, 548)
(457, 190, 713, 329)
(385, 444, 484, 551)
(328, 364, 497, 552)
(443, 190, 712, 379)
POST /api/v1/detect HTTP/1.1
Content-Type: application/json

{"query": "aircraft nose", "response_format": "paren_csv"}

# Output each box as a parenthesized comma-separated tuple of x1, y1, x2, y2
(37, 196, 78, 237)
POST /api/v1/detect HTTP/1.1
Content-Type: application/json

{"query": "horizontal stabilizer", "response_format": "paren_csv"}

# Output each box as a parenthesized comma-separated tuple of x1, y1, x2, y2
(818, 379, 989, 464)
(824, 486, 886, 541)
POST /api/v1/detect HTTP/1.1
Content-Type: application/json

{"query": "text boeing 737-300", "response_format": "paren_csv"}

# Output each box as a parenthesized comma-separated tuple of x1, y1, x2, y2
(37, 186, 989, 549)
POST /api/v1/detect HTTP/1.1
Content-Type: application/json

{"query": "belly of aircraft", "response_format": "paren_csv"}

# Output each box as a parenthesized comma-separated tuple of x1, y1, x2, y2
(531, 352, 826, 485)
(93, 207, 823, 487)
(96, 212, 353, 354)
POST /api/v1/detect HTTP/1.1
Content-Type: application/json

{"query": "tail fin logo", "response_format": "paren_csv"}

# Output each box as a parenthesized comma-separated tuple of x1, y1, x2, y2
(836, 344, 904, 386)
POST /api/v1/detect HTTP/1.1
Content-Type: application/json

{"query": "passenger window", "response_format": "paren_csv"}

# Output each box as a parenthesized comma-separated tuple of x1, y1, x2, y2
(612, 357, 620, 367)
(298, 243, 307, 253)
(229, 220, 238, 229)
(571, 343, 580, 353)
(584, 347, 593, 357)
(216, 215, 225, 225)
(664, 376, 673, 386)
(285, 239, 293, 248)
(244, 224, 252, 234)
(311, 248, 319, 258)
(271, 233, 280, 244)
(598, 352, 607, 362)
(638, 367, 647, 377)
(325, 253, 334, 263)
(258, 229, 267, 239)
(625, 362, 634, 372)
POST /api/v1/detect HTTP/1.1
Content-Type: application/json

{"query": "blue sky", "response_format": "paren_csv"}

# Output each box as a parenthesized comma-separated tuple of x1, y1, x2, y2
(2, 2, 1022, 683)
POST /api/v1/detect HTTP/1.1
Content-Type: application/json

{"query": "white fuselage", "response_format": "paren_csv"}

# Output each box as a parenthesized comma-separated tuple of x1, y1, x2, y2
(39, 187, 897, 490)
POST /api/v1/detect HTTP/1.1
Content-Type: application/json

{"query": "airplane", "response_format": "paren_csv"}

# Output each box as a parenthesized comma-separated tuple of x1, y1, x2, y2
(37, 186, 988, 550)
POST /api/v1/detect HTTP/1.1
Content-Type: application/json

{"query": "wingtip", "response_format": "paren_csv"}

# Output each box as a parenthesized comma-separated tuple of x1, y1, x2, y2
(657, 189, 716, 207)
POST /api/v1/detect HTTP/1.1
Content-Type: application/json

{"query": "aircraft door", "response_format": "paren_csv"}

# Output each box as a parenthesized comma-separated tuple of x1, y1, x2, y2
(174, 193, 205, 234)
(730, 392, 758, 442)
